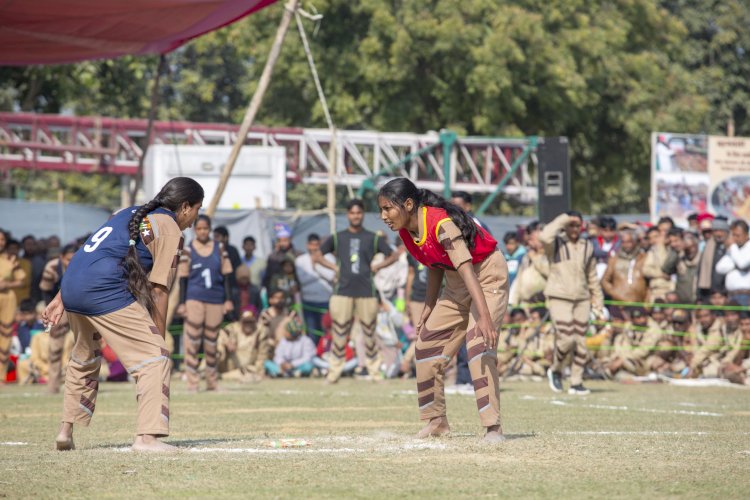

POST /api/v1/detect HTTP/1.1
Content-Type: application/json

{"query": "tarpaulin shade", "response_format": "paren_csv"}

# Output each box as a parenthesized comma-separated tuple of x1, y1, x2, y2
(0, 0, 279, 65)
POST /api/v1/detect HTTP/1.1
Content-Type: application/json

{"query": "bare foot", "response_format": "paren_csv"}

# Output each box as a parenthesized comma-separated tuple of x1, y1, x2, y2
(483, 425, 506, 444)
(132, 435, 177, 452)
(416, 416, 451, 439)
(55, 422, 74, 451)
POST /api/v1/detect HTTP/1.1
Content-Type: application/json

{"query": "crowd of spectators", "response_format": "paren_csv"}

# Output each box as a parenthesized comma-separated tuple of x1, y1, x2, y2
(2, 205, 749, 388)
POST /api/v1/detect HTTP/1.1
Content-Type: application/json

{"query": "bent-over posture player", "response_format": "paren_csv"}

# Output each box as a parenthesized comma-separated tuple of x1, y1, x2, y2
(378, 178, 509, 443)
(42, 177, 204, 452)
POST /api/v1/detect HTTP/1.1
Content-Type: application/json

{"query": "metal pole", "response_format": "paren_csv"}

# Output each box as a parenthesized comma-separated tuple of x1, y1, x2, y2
(440, 130, 457, 199)
(206, 0, 300, 217)
(131, 54, 166, 206)
(476, 136, 537, 216)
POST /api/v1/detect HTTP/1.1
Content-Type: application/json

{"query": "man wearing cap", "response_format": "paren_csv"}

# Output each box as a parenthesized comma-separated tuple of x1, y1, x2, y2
(262, 224, 298, 291)
(715, 220, 750, 306)
(541, 211, 604, 395)
(604, 307, 661, 379)
(218, 306, 268, 382)
(687, 304, 728, 378)
(697, 217, 729, 301)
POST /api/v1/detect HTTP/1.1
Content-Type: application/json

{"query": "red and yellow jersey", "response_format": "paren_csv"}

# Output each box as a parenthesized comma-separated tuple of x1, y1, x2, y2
(399, 206, 497, 271)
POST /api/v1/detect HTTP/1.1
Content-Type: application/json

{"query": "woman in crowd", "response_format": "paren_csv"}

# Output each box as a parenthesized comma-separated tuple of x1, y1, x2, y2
(176, 214, 234, 392)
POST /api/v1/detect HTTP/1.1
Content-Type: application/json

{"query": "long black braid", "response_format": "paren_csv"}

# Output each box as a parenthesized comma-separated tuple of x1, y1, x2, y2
(124, 177, 204, 313)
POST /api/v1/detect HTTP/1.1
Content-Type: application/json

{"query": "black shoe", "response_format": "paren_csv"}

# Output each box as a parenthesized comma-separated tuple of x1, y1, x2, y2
(547, 369, 563, 393)
(568, 384, 591, 395)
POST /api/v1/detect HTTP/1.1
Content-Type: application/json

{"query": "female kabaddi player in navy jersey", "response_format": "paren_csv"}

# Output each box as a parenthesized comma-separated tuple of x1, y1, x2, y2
(43, 177, 204, 452)
(176, 214, 234, 392)
(378, 178, 509, 443)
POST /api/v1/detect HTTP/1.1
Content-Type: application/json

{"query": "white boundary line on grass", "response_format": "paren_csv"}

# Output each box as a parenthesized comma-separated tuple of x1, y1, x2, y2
(550, 400, 724, 417)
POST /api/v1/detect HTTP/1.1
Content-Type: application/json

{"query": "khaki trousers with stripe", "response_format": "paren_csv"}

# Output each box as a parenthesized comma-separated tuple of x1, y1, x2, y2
(183, 300, 224, 390)
(48, 311, 70, 393)
(415, 252, 508, 428)
(327, 295, 379, 382)
(0, 290, 17, 380)
(547, 298, 590, 386)
(63, 302, 171, 437)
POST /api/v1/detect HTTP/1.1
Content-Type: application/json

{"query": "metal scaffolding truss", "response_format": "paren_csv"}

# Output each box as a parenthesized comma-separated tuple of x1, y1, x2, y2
(0, 112, 537, 202)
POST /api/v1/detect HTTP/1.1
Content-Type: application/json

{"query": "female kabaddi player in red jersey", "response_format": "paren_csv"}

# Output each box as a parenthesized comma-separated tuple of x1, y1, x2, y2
(378, 178, 509, 443)
(43, 177, 204, 452)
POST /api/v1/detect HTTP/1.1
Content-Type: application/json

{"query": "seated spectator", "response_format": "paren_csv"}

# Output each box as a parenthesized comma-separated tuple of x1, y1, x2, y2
(313, 313, 358, 377)
(604, 307, 661, 379)
(375, 297, 406, 379)
(687, 305, 727, 378)
(16, 314, 74, 385)
(14, 299, 42, 354)
(513, 307, 554, 378)
(218, 306, 267, 382)
(264, 313, 316, 378)
(497, 308, 528, 375)
(720, 312, 750, 385)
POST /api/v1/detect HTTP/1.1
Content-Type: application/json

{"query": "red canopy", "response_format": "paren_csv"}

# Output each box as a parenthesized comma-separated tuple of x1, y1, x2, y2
(0, 0, 279, 66)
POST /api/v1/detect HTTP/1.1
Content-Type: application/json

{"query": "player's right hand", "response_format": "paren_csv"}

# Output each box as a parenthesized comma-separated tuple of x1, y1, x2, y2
(42, 297, 65, 327)
(176, 303, 187, 318)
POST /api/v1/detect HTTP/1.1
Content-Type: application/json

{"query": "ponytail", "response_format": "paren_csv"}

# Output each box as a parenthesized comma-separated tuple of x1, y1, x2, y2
(125, 199, 161, 313)
(417, 189, 480, 250)
(378, 177, 482, 250)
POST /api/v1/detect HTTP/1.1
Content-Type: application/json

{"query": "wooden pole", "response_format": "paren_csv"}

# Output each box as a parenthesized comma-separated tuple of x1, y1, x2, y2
(206, 0, 300, 217)
(327, 130, 337, 233)
(131, 54, 166, 206)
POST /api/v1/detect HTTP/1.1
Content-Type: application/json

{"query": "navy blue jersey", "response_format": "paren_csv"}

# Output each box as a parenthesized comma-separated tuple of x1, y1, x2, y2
(185, 240, 225, 304)
(62, 206, 177, 316)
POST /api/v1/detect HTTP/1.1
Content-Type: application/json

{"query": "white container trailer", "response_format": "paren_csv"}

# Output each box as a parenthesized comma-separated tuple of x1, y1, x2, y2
(143, 145, 287, 209)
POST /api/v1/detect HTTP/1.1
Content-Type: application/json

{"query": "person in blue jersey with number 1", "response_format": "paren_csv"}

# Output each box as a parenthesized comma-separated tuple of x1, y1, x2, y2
(175, 214, 234, 392)
(42, 177, 204, 452)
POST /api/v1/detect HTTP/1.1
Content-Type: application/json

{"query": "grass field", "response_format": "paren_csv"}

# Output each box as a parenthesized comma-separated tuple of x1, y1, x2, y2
(1, 378, 749, 499)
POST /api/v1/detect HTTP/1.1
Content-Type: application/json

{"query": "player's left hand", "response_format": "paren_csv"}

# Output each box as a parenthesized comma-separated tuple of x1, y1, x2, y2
(224, 300, 234, 314)
(477, 314, 497, 351)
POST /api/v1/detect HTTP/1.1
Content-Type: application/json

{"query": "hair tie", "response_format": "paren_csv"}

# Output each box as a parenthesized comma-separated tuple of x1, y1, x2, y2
(129, 239, 137, 246)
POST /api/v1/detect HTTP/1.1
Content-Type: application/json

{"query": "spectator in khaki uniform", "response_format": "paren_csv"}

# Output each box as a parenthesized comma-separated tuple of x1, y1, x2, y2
(509, 221, 549, 306)
(642, 226, 673, 301)
(662, 231, 700, 305)
(39, 244, 77, 393)
(541, 211, 604, 395)
(604, 307, 662, 379)
(720, 313, 750, 384)
(687, 306, 727, 378)
(218, 306, 267, 382)
(601, 230, 647, 311)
